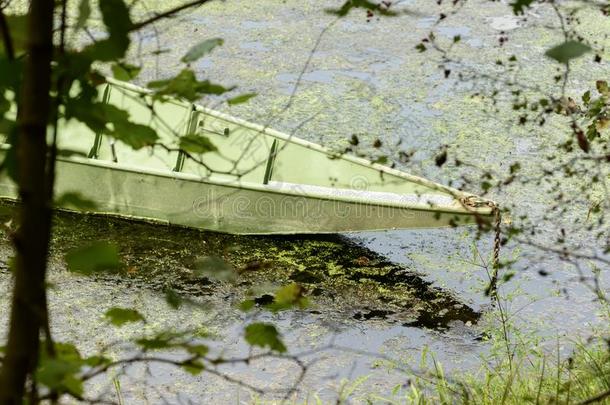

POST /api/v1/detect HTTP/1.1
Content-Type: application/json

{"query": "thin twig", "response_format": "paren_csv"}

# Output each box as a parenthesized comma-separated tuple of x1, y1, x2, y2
(129, 0, 213, 32)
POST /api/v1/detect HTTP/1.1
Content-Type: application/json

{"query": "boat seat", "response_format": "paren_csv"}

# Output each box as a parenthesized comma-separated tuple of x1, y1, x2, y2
(180, 110, 273, 182)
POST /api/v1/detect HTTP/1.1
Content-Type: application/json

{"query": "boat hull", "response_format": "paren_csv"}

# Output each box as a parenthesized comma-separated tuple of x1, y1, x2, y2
(0, 150, 483, 235)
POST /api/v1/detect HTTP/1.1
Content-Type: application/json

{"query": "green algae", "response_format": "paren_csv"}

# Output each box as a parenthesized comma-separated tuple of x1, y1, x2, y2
(0, 201, 480, 330)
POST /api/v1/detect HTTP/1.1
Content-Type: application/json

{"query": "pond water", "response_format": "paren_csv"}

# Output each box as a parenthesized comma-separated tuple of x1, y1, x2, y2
(1, 0, 609, 402)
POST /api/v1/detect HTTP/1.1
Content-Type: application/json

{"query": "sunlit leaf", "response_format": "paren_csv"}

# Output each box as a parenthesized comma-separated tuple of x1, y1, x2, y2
(104, 307, 145, 326)
(238, 299, 255, 312)
(83, 355, 111, 367)
(65, 241, 120, 274)
(373, 156, 388, 164)
(596, 80, 609, 96)
(111, 62, 141, 81)
(244, 323, 286, 353)
(545, 41, 591, 64)
(227, 93, 257, 105)
(266, 283, 308, 312)
(181, 38, 224, 63)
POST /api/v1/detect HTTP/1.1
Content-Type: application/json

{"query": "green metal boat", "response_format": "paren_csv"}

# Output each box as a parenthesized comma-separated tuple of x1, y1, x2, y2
(0, 78, 494, 234)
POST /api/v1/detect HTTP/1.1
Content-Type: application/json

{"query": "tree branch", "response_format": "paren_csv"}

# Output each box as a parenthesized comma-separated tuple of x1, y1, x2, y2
(129, 0, 213, 32)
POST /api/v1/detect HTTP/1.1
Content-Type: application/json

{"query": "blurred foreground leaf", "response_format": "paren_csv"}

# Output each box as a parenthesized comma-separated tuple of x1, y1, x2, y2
(193, 256, 235, 281)
(228, 93, 257, 105)
(65, 241, 120, 274)
(104, 307, 145, 326)
(55, 191, 97, 211)
(180, 134, 217, 154)
(244, 323, 286, 353)
(545, 41, 591, 64)
(181, 38, 223, 63)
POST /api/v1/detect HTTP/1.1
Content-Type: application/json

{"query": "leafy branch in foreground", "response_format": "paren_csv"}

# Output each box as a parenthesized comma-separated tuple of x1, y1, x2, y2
(0, 0, 256, 401)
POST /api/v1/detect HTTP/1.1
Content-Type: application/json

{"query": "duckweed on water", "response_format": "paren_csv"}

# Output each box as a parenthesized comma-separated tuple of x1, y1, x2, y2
(1, 202, 479, 330)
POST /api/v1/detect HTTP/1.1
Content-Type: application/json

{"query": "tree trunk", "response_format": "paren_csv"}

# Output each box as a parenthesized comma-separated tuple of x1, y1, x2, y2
(0, 0, 55, 402)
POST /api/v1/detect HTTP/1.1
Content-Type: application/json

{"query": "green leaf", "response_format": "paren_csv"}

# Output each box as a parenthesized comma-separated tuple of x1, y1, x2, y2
(1, 141, 18, 182)
(0, 92, 10, 115)
(164, 288, 183, 309)
(37, 343, 85, 397)
(182, 360, 205, 375)
(266, 283, 308, 312)
(85, 0, 132, 61)
(104, 307, 145, 326)
(227, 93, 257, 105)
(100, 0, 132, 40)
(510, 0, 535, 15)
(180, 134, 218, 154)
(0, 118, 15, 137)
(135, 331, 183, 351)
(111, 62, 141, 81)
(181, 38, 224, 63)
(112, 119, 158, 149)
(148, 69, 234, 101)
(0, 54, 23, 89)
(65, 241, 120, 274)
(545, 41, 591, 64)
(83, 355, 111, 367)
(37, 359, 84, 397)
(415, 43, 426, 53)
(55, 191, 97, 211)
(186, 344, 209, 356)
(238, 299, 255, 312)
(0, 15, 28, 56)
(68, 100, 159, 149)
(75, 0, 91, 31)
(596, 80, 609, 96)
(326, 0, 397, 17)
(244, 323, 286, 353)
(373, 155, 388, 164)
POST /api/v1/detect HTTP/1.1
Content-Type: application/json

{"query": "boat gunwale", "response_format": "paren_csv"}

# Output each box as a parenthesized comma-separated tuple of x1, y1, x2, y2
(105, 78, 494, 207)
(0, 143, 492, 216)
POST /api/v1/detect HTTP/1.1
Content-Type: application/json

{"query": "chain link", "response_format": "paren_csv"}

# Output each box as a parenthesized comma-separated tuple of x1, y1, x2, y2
(460, 195, 502, 297)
